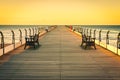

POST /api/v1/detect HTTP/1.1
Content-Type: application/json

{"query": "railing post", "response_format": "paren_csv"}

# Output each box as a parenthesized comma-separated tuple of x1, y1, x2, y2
(79, 28, 83, 34)
(78, 28, 80, 33)
(29, 28, 31, 36)
(87, 29, 88, 36)
(0, 31, 4, 54)
(93, 29, 96, 38)
(81, 28, 83, 34)
(38, 28, 40, 34)
(11, 30, 15, 49)
(117, 33, 120, 54)
(19, 29, 22, 44)
(77, 27, 79, 32)
(90, 29, 92, 37)
(117, 33, 120, 48)
(99, 30, 102, 43)
(83, 28, 86, 35)
(106, 31, 110, 44)
(32, 28, 34, 35)
(25, 29, 27, 37)
(35, 27, 37, 34)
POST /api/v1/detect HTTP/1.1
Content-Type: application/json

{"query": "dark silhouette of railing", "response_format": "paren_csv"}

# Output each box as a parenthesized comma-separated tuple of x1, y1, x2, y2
(29, 28, 31, 36)
(25, 29, 27, 37)
(19, 29, 22, 44)
(0, 31, 4, 54)
(117, 33, 120, 49)
(99, 30, 102, 42)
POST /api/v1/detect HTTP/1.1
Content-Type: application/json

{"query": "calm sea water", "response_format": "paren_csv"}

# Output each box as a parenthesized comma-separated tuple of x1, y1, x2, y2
(80, 25, 120, 32)
(0, 25, 120, 31)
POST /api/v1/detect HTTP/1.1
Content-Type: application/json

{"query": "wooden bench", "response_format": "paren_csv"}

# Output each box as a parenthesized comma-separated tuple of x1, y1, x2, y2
(81, 34, 96, 49)
(24, 33, 40, 49)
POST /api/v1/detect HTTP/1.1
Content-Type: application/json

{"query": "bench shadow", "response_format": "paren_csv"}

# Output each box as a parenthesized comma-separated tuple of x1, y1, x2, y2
(80, 45, 97, 50)
(28, 44, 42, 50)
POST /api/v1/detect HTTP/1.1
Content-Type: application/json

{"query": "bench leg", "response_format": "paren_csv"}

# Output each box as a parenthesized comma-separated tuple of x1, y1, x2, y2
(94, 45, 96, 50)
(24, 44, 27, 49)
(81, 43, 83, 46)
(37, 42, 40, 46)
(85, 44, 87, 49)
(34, 43, 36, 48)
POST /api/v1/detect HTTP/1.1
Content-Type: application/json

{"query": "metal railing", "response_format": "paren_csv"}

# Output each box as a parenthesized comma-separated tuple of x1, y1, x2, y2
(11, 30, 15, 49)
(19, 29, 22, 44)
(0, 31, 4, 54)
(69, 26, 120, 56)
(0, 26, 55, 56)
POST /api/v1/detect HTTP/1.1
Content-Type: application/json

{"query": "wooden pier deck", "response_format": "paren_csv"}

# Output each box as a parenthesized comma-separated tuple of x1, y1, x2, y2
(0, 26, 120, 80)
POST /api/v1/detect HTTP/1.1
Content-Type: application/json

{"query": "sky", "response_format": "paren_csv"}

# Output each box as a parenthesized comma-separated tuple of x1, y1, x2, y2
(0, 0, 120, 25)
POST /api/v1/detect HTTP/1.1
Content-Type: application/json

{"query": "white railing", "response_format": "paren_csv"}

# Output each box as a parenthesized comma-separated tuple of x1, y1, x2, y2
(68, 25, 120, 56)
(0, 25, 55, 56)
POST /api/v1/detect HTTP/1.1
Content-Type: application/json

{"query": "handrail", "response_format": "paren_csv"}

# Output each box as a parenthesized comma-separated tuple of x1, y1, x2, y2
(0, 31, 4, 54)
(99, 30, 102, 42)
(68, 26, 120, 55)
(25, 29, 27, 37)
(19, 29, 22, 44)
(117, 33, 120, 49)
(11, 30, 15, 49)
(106, 31, 110, 44)
(32, 28, 34, 35)
(35, 27, 37, 34)
(93, 30, 96, 38)
(83, 28, 86, 35)
(90, 29, 92, 37)
(38, 28, 41, 34)
(87, 29, 88, 36)
(29, 28, 31, 36)
(81, 28, 83, 34)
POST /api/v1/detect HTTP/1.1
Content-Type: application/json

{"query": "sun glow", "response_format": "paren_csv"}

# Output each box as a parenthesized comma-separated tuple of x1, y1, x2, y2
(0, 0, 120, 25)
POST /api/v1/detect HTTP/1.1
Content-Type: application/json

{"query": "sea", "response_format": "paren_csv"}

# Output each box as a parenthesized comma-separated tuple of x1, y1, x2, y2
(0, 25, 120, 47)
(80, 25, 120, 32)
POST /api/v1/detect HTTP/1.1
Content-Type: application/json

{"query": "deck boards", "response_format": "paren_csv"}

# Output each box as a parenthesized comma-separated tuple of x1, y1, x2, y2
(0, 26, 120, 80)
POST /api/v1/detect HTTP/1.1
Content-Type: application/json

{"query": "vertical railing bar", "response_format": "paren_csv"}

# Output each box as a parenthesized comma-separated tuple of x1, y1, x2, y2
(83, 28, 85, 35)
(32, 28, 34, 35)
(29, 28, 31, 36)
(117, 33, 120, 54)
(11, 30, 15, 49)
(0, 31, 5, 54)
(19, 29, 22, 44)
(38, 28, 40, 34)
(106, 31, 110, 44)
(87, 29, 88, 36)
(25, 29, 27, 37)
(94, 29, 96, 38)
(35, 27, 37, 34)
(79, 28, 83, 34)
(99, 30, 102, 45)
(90, 29, 92, 37)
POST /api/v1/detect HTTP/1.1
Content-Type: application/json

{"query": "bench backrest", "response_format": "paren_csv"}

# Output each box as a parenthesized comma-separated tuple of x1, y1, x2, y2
(34, 32, 40, 41)
(82, 34, 87, 42)
(34, 34, 37, 41)
(82, 34, 95, 42)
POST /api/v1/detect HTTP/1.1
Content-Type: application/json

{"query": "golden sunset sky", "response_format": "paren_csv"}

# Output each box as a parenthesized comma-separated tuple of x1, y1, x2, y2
(0, 0, 120, 25)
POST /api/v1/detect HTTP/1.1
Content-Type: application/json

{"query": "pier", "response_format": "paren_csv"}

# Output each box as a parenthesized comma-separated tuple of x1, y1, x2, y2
(0, 26, 120, 80)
